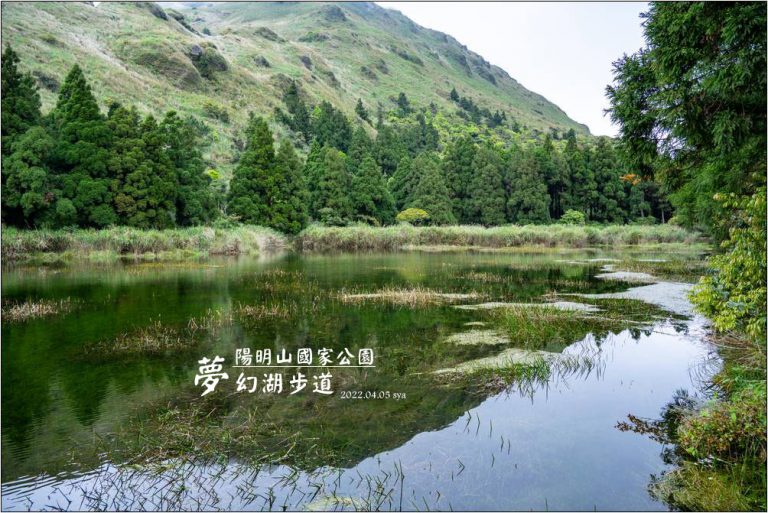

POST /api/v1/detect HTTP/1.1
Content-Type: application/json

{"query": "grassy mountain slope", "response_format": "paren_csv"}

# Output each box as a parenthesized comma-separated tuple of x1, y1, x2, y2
(1, 1, 590, 166)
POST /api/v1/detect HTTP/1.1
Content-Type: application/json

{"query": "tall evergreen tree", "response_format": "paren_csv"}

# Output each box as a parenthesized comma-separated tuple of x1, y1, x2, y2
(507, 149, 551, 224)
(313, 147, 353, 226)
(277, 80, 311, 143)
(122, 115, 177, 228)
(2, 127, 60, 227)
(228, 115, 277, 224)
(355, 98, 369, 122)
(271, 139, 310, 234)
(590, 137, 627, 223)
(407, 154, 455, 225)
(442, 135, 476, 223)
(346, 125, 374, 175)
(351, 155, 395, 225)
(160, 111, 217, 225)
(467, 145, 506, 225)
(50, 65, 116, 227)
(396, 92, 411, 116)
(374, 124, 406, 176)
(1, 45, 41, 155)
(312, 101, 351, 152)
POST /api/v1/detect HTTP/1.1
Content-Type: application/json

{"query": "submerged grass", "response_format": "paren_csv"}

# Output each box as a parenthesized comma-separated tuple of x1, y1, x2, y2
(611, 258, 710, 282)
(297, 224, 702, 252)
(86, 320, 193, 357)
(336, 286, 483, 307)
(2, 225, 287, 263)
(1, 297, 74, 322)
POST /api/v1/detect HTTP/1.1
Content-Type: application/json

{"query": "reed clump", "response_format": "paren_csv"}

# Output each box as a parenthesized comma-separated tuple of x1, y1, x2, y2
(296, 223, 701, 252)
(2, 298, 74, 322)
(336, 286, 482, 307)
(2, 225, 287, 262)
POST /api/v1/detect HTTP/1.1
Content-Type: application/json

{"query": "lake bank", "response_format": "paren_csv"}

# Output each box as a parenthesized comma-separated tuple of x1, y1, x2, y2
(2, 224, 704, 264)
(1, 226, 287, 264)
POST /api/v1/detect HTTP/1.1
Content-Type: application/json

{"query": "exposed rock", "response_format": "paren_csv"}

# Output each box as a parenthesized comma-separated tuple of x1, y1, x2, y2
(253, 55, 270, 68)
(299, 55, 313, 69)
(33, 70, 60, 92)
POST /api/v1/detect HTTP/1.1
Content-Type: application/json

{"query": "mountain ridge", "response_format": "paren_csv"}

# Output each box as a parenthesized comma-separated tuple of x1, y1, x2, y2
(2, 1, 590, 167)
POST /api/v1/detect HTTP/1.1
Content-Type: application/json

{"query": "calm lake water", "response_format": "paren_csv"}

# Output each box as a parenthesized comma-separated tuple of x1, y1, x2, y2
(1, 250, 715, 511)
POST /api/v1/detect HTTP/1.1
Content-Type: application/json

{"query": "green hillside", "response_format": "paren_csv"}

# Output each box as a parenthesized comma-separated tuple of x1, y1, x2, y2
(1, 1, 589, 166)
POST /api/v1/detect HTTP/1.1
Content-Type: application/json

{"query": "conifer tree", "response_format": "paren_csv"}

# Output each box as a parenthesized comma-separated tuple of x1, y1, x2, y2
(507, 150, 551, 224)
(396, 92, 411, 116)
(351, 155, 395, 224)
(467, 145, 506, 225)
(312, 101, 351, 152)
(374, 124, 406, 176)
(1, 45, 41, 155)
(2, 127, 60, 227)
(51, 65, 116, 227)
(388, 155, 414, 211)
(314, 147, 353, 226)
(160, 111, 217, 225)
(590, 137, 626, 223)
(272, 139, 310, 234)
(355, 98, 369, 122)
(407, 154, 455, 225)
(442, 135, 476, 223)
(228, 115, 277, 224)
(122, 115, 177, 228)
(346, 126, 374, 175)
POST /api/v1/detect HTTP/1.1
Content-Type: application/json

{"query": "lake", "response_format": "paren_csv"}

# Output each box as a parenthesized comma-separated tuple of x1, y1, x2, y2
(1, 249, 715, 511)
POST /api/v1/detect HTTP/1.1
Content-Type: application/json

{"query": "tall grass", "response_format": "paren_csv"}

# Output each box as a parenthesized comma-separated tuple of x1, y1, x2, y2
(296, 223, 702, 252)
(2, 225, 287, 262)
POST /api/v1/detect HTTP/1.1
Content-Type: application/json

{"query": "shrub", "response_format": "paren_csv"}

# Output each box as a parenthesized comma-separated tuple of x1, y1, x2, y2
(559, 209, 586, 225)
(396, 208, 430, 225)
(202, 101, 230, 123)
(679, 384, 767, 462)
(691, 189, 767, 340)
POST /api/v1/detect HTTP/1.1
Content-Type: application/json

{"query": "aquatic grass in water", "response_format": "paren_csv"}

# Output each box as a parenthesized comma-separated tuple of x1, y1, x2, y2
(336, 286, 483, 307)
(1, 297, 74, 322)
(86, 320, 192, 357)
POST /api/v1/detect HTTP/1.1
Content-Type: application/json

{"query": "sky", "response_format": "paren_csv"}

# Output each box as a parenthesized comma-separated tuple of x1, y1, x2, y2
(378, 2, 648, 136)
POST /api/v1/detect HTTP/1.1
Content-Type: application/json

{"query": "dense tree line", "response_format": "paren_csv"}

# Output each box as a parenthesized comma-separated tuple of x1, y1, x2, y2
(2, 46, 671, 232)
(2, 47, 217, 229)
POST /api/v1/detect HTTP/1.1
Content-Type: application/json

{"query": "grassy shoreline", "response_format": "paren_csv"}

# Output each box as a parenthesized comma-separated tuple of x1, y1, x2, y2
(1, 225, 287, 263)
(296, 224, 702, 252)
(2, 224, 704, 263)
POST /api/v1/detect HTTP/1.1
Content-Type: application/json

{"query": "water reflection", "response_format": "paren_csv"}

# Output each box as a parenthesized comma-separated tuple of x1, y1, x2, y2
(2, 251, 714, 510)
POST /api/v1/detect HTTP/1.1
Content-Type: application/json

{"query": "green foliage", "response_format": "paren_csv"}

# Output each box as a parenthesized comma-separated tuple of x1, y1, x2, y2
(354, 98, 369, 122)
(506, 148, 551, 225)
(607, 2, 766, 237)
(276, 80, 311, 143)
(559, 210, 586, 226)
(312, 146, 353, 226)
(441, 135, 476, 223)
(351, 155, 395, 225)
(202, 101, 230, 123)
(1, 45, 41, 155)
(189, 44, 228, 79)
(407, 153, 455, 225)
(467, 145, 506, 226)
(678, 384, 766, 462)
(312, 101, 351, 152)
(691, 190, 767, 340)
(395, 208, 429, 225)
(228, 116, 309, 233)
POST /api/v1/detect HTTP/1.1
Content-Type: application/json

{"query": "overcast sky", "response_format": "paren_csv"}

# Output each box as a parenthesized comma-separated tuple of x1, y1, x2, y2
(378, 2, 648, 136)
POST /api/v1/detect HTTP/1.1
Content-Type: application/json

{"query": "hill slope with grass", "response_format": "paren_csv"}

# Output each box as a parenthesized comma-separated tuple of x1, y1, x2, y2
(1, 1, 589, 167)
